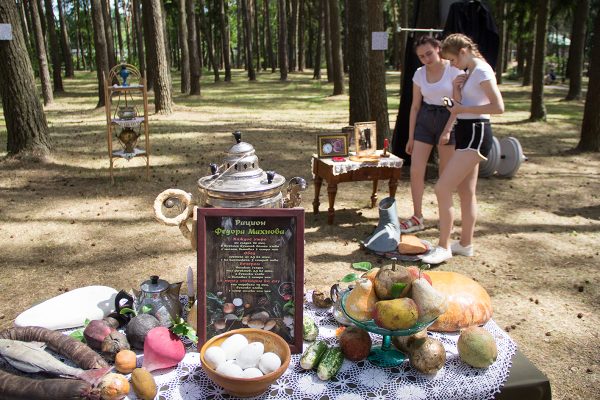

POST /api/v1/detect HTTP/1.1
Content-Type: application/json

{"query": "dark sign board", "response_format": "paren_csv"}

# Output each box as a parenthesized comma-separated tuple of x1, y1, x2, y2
(197, 208, 304, 354)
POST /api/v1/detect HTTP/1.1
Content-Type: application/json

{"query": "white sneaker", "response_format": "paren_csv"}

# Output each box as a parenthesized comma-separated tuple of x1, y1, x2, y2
(421, 246, 452, 265)
(451, 240, 474, 257)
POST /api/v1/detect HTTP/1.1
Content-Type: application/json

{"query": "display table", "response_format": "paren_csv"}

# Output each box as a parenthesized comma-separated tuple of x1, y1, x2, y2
(311, 152, 404, 224)
(116, 297, 542, 400)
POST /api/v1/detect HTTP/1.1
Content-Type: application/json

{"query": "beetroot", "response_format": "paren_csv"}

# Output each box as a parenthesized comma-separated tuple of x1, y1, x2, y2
(83, 320, 116, 350)
(141, 327, 185, 371)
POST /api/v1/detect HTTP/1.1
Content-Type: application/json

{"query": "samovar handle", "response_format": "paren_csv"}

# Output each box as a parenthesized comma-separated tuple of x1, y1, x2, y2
(283, 177, 307, 208)
(153, 189, 195, 241)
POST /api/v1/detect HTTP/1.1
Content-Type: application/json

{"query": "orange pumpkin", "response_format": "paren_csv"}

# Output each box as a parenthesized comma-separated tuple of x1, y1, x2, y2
(427, 271, 493, 332)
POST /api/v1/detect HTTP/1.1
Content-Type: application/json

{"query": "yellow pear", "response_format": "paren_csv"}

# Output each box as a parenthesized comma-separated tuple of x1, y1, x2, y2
(344, 278, 378, 321)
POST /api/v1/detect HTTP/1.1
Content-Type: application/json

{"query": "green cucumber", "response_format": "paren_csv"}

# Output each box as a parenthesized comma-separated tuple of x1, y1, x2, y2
(316, 347, 344, 381)
(300, 340, 328, 370)
(303, 314, 319, 341)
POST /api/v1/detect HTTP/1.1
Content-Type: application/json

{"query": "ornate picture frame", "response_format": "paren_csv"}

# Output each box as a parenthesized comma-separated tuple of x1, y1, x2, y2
(354, 121, 377, 156)
(316, 134, 349, 158)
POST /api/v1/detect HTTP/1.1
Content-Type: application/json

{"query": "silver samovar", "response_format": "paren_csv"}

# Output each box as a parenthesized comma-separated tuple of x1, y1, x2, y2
(153, 131, 306, 249)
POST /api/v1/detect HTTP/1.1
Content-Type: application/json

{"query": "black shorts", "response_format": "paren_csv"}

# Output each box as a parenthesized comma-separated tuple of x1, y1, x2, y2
(455, 119, 493, 159)
(414, 103, 455, 146)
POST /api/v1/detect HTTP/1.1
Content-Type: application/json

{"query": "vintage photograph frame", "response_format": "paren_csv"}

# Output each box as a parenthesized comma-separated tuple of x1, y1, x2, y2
(316, 133, 349, 158)
(354, 121, 377, 155)
(197, 208, 305, 354)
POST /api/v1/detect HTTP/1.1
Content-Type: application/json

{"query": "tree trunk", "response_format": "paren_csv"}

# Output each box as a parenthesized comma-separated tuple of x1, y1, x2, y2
(328, 0, 343, 94)
(323, 0, 332, 82)
(143, 0, 173, 114)
(522, 15, 535, 86)
(30, 0, 53, 105)
(577, 0, 600, 151)
(114, 0, 124, 60)
(124, 0, 132, 62)
(347, 0, 369, 124)
(0, 0, 51, 157)
(252, 0, 260, 73)
(36, 0, 46, 39)
(391, 0, 399, 70)
(83, 0, 94, 71)
(101, 0, 116, 68)
(236, 1, 242, 68)
(265, 0, 275, 72)
(218, 0, 232, 81)
(141, 0, 155, 89)
(305, 0, 313, 68)
(260, 0, 267, 70)
(161, 1, 172, 68)
(399, 0, 408, 72)
(179, 0, 191, 93)
(288, 0, 297, 71)
(133, 0, 146, 76)
(57, 0, 74, 77)
(529, 0, 549, 121)
(495, 0, 505, 84)
(297, 0, 305, 71)
(242, 0, 256, 80)
(312, 0, 323, 79)
(199, 0, 220, 81)
(75, 0, 85, 70)
(277, 0, 288, 80)
(342, 0, 348, 72)
(368, 0, 389, 144)
(44, 0, 64, 92)
(90, 0, 110, 107)
(187, 0, 201, 94)
(565, 0, 589, 100)
(17, 0, 31, 52)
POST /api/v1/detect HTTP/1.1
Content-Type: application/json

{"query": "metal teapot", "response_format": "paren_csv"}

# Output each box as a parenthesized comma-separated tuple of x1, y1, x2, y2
(132, 276, 182, 327)
(153, 131, 307, 250)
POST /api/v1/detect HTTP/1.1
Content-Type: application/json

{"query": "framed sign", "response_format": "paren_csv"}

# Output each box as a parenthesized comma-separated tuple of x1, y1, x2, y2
(317, 133, 349, 158)
(197, 208, 305, 354)
(354, 121, 377, 155)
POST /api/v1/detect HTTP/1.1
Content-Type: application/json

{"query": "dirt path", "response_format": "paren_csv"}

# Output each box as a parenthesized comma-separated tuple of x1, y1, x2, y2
(0, 71, 598, 399)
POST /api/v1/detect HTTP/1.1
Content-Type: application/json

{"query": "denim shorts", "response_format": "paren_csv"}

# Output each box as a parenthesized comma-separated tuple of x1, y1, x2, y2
(414, 103, 455, 146)
(455, 119, 493, 160)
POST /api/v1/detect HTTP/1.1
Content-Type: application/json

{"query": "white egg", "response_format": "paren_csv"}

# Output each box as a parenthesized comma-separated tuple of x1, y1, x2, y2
(204, 346, 227, 369)
(258, 352, 282, 375)
(215, 362, 244, 378)
(242, 367, 264, 378)
(220, 334, 249, 360)
(235, 342, 265, 369)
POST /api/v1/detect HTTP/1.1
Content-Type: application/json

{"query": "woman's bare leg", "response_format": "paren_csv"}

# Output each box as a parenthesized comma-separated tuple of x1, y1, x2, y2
(409, 141, 433, 218)
(434, 150, 482, 249)
(457, 162, 479, 246)
(437, 143, 455, 176)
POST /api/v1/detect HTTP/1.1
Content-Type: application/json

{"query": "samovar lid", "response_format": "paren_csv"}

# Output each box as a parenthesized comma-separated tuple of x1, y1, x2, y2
(197, 131, 286, 197)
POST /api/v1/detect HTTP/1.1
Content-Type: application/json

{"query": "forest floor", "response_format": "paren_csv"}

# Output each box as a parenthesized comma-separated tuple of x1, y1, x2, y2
(0, 70, 598, 399)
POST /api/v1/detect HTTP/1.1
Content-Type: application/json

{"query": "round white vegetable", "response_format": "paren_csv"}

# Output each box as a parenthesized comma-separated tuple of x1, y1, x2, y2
(258, 352, 282, 375)
(204, 346, 227, 369)
(220, 334, 249, 360)
(235, 342, 265, 369)
(216, 362, 244, 378)
(242, 367, 264, 378)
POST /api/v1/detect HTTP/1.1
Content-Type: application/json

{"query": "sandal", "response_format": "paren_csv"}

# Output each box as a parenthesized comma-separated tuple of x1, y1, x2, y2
(399, 215, 425, 233)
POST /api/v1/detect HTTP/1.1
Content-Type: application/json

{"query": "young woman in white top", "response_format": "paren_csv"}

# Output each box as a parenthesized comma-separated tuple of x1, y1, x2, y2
(400, 35, 463, 233)
(422, 33, 505, 264)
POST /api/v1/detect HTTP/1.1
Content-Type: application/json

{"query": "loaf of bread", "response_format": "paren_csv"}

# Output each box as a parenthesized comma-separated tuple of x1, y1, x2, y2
(398, 234, 427, 255)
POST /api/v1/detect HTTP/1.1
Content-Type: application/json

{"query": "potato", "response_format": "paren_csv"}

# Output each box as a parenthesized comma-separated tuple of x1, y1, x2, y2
(408, 337, 446, 375)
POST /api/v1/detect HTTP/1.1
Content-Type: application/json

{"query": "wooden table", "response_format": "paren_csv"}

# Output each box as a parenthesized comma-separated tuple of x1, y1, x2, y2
(311, 153, 403, 224)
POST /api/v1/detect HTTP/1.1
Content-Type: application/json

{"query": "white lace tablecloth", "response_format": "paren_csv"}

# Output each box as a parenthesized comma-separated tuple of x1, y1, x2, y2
(311, 151, 404, 177)
(144, 299, 516, 400)
(0, 296, 516, 400)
